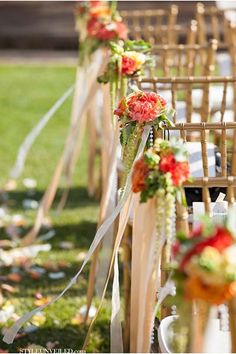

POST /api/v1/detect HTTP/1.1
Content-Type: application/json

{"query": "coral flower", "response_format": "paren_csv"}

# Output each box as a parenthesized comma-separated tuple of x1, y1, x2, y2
(180, 227, 234, 271)
(159, 154, 190, 187)
(132, 157, 149, 193)
(121, 56, 137, 75)
(184, 276, 236, 305)
(121, 51, 146, 76)
(114, 92, 167, 123)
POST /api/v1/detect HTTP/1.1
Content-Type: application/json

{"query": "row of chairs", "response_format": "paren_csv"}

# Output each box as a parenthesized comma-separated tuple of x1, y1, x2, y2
(117, 4, 236, 352)
(121, 3, 235, 48)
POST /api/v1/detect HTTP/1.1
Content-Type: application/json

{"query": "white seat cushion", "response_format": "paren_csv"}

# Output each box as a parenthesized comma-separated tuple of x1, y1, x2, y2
(216, 52, 232, 76)
(212, 110, 236, 137)
(192, 86, 234, 110)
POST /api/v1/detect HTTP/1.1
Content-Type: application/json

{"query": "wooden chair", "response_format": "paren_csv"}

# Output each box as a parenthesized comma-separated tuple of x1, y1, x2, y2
(163, 121, 236, 353)
(120, 6, 198, 45)
(147, 40, 218, 77)
(227, 21, 236, 76)
(196, 2, 232, 49)
(134, 76, 236, 225)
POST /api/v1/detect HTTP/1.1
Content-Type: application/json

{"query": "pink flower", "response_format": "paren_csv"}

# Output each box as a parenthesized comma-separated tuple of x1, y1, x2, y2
(114, 91, 167, 123)
(121, 56, 137, 75)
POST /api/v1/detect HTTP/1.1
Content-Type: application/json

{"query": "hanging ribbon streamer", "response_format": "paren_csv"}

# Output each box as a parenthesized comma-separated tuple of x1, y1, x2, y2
(21, 50, 107, 246)
(3, 126, 151, 345)
(10, 85, 74, 180)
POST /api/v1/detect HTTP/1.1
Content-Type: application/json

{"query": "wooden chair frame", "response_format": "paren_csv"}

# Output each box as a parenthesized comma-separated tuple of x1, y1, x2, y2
(121, 5, 198, 45)
(149, 40, 218, 77)
(135, 76, 236, 226)
(196, 2, 235, 49)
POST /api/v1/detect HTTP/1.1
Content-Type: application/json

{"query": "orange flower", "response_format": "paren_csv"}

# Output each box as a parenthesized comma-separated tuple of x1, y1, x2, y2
(132, 157, 149, 193)
(184, 276, 236, 305)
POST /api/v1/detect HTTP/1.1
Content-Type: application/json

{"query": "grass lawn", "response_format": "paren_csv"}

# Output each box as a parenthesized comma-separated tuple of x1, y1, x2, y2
(0, 64, 111, 352)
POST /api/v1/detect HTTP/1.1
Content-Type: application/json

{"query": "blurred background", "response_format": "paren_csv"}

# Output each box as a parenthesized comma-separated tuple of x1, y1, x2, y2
(0, 1, 213, 50)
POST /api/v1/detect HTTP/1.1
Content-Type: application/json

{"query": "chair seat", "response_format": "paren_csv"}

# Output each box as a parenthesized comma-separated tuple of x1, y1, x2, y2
(212, 110, 236, 136)
(216, 52, 232, 76)
(192, 85, 234, 110)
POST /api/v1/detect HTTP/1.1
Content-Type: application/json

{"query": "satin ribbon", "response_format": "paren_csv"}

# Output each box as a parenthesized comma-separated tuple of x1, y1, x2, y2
(21, 49, 107, 245)
(3, 126, 151, 345)
(82, 126, 151, 350)
(10, 85, 74, 180)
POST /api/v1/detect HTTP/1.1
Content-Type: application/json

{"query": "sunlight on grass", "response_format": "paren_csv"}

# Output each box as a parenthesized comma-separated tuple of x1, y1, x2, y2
(0, 64, 110, 352)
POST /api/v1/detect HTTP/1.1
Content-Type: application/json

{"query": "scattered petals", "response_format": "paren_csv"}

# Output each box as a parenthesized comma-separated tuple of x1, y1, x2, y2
(34, 296, 51, 307)
(23, 178, 37, 189)
(7, 273, 22, 282)
(31, 312, 46, 326)
(48, 272, 65, 280)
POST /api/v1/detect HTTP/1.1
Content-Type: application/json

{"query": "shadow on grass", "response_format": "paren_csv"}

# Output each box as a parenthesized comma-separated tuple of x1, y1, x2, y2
(0, 220, 98, 248)
(0, 320, 110, 353)
(50, 220, 98, 248)
(1, 186, 98, 210)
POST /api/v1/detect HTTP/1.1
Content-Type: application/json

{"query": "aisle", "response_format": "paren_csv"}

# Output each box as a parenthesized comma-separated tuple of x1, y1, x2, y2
(0, 64, 110, 352)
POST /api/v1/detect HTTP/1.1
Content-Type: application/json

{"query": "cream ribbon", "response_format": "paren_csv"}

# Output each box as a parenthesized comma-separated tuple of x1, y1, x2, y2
(3, 126, 151, 345)
(10, 85, 74, 180)
(21, 49, 107, 246)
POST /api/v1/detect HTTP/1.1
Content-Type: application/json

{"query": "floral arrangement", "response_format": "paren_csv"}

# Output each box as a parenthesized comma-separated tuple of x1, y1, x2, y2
(97, 40, 152, 98)
(115, 90, 172, 130)
(131, 138, 190, 263)
(86, 12, 127, 42)
(75, 1, 128, 64)
(114, 90, 174, 185)
(168, 217, 236, 352)
(132, 139, 190, 202)
(172, 221, 236, 305)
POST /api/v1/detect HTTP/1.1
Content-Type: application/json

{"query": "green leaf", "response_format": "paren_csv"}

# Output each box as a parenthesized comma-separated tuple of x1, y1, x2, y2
(124, 39, 152, 53)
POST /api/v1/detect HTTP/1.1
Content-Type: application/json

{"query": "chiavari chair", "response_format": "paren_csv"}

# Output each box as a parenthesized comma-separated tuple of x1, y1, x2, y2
(147, 40, 218, 78)
(196, 2, 231, 49)
(135, 76, 236, 229)
(196, 2, 236, 76)
(120, 6, 198, 45)
(133, 77, 236, 351)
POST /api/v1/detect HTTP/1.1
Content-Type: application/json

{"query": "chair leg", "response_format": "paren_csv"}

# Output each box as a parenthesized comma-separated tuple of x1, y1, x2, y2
(123, 225, 132, 352)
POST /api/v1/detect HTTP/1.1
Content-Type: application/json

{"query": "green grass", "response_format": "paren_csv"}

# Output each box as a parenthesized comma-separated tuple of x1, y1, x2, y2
(0, 64, 110, 352)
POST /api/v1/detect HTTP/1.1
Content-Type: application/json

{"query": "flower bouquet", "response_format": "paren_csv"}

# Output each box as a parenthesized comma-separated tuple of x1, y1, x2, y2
(114, 90, 174, 186)
(132, 138, 190, 263)
(75, 1, 128, 65)
(97, 40, 152, 102)
(170, 216, 236, 352)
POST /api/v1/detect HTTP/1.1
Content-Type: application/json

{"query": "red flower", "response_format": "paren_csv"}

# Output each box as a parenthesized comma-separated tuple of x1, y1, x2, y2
(159, 153, 175, 173)
(180, 227, 234, 271)
(114, 97, 127, 118)
(132, 157, 149, 193)
(170, 161, 190, 187)
(159, 154, 190, 187)
(114, 92, 167, 123)
(87, 17, 127, 41)
(172, 241, 180, 258)
(121, 56, 137, 75)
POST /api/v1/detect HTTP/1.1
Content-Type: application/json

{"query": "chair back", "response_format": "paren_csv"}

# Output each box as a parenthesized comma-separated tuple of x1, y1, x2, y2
(121, 6, 198, 44)
(134, 76, 236, 229)
(147, 40, 218, 77)
(196, 2, 234, 49)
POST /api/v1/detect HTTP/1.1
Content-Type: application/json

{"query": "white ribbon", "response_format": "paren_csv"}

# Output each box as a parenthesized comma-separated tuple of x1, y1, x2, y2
(3, 125, 151, 345)
(111, 252, 123, 353)
(10, 85, 74, 180)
